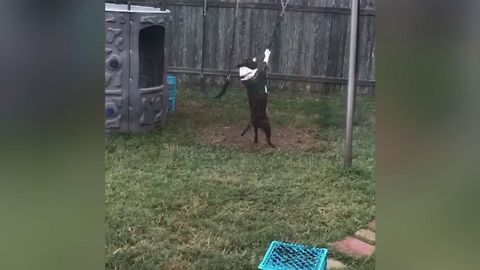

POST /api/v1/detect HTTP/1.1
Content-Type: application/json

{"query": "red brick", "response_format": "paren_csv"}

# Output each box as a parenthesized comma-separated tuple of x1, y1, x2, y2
(331, 237, 375, 257)
(368, 220, 376, 232)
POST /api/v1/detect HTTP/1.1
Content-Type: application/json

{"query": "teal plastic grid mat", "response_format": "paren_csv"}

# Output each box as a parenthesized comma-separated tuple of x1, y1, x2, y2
(258, 241, 328, 270)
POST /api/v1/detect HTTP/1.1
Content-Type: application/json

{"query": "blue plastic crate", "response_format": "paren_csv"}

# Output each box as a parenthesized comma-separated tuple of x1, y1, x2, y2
(258, 241, 328, 270)
(167, 74, 177, 112)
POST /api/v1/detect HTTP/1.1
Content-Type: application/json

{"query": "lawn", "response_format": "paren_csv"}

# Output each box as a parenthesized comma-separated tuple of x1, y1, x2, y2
(105, 84, 375, 269)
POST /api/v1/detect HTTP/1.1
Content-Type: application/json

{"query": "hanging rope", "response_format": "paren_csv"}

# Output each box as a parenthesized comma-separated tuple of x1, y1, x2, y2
(199, 0, 208, 96)
(213, 0, 240, 99)
(280, 0, 289, 16)
(266, 0, 289, 49)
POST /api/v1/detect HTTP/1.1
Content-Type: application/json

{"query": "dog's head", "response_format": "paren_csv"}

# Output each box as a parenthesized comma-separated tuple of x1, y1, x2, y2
(236, 57, 258, 82)
(235, 58, 257, 69)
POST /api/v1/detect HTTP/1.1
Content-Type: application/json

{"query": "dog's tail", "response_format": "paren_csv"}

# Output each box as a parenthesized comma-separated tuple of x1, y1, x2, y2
(241, 122, 252, 136)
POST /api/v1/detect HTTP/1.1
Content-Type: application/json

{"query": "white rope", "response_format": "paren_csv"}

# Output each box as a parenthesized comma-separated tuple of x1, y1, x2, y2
(280, 0, 289, 16)
(235, 0, 240, 17)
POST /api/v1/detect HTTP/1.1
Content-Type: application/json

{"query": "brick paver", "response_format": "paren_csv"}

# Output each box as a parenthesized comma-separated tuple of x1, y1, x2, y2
(354, 228, 375, 244)
(331, 236, 375, 258)
(328, 219, 376, 268)
(368, 220, 376, 232)
(327, 258, 346, 269)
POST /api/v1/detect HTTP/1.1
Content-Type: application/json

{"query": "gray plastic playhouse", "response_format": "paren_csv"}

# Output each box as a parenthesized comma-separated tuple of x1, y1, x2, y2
(105, 2, 171, 133)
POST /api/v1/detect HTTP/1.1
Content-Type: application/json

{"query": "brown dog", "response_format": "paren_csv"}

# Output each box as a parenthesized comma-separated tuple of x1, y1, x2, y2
(236, 49, 275, 148)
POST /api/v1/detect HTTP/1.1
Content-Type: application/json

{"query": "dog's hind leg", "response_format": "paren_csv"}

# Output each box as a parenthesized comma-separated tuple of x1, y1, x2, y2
(263, 124, 275, 148)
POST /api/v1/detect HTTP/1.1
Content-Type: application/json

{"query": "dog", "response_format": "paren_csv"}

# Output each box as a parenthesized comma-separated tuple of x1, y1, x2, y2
(236, 49, 275, 148)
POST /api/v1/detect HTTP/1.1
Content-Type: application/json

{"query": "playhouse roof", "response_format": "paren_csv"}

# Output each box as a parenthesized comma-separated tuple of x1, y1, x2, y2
(105, 3, 170, 14)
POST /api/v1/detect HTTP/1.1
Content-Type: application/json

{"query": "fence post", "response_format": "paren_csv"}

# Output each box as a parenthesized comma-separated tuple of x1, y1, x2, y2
(345, 0, 359, 168)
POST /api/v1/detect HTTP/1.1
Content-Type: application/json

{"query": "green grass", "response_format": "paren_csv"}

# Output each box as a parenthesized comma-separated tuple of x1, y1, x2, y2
(105, 85, 375, 269)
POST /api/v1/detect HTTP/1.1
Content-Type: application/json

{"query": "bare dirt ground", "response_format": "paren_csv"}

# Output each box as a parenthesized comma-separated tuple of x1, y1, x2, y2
(200, 125, 331, 152)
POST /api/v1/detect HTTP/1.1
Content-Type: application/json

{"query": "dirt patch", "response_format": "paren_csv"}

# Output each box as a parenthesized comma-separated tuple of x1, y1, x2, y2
(200, 125, 330, 152)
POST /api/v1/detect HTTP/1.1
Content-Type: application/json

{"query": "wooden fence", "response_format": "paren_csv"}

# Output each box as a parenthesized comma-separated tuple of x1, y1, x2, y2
(107, 0, 376, 94)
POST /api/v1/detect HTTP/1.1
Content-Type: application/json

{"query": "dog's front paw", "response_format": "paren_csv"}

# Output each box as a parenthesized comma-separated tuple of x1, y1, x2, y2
(264, 49, 271, 62)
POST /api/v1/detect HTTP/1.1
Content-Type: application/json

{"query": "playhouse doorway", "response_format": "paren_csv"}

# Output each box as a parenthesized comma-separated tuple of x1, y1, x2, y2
(139, 25, 165, 88)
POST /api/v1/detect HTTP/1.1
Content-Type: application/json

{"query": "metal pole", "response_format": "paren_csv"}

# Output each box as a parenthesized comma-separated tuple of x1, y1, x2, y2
(345, 0, 359, 168)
